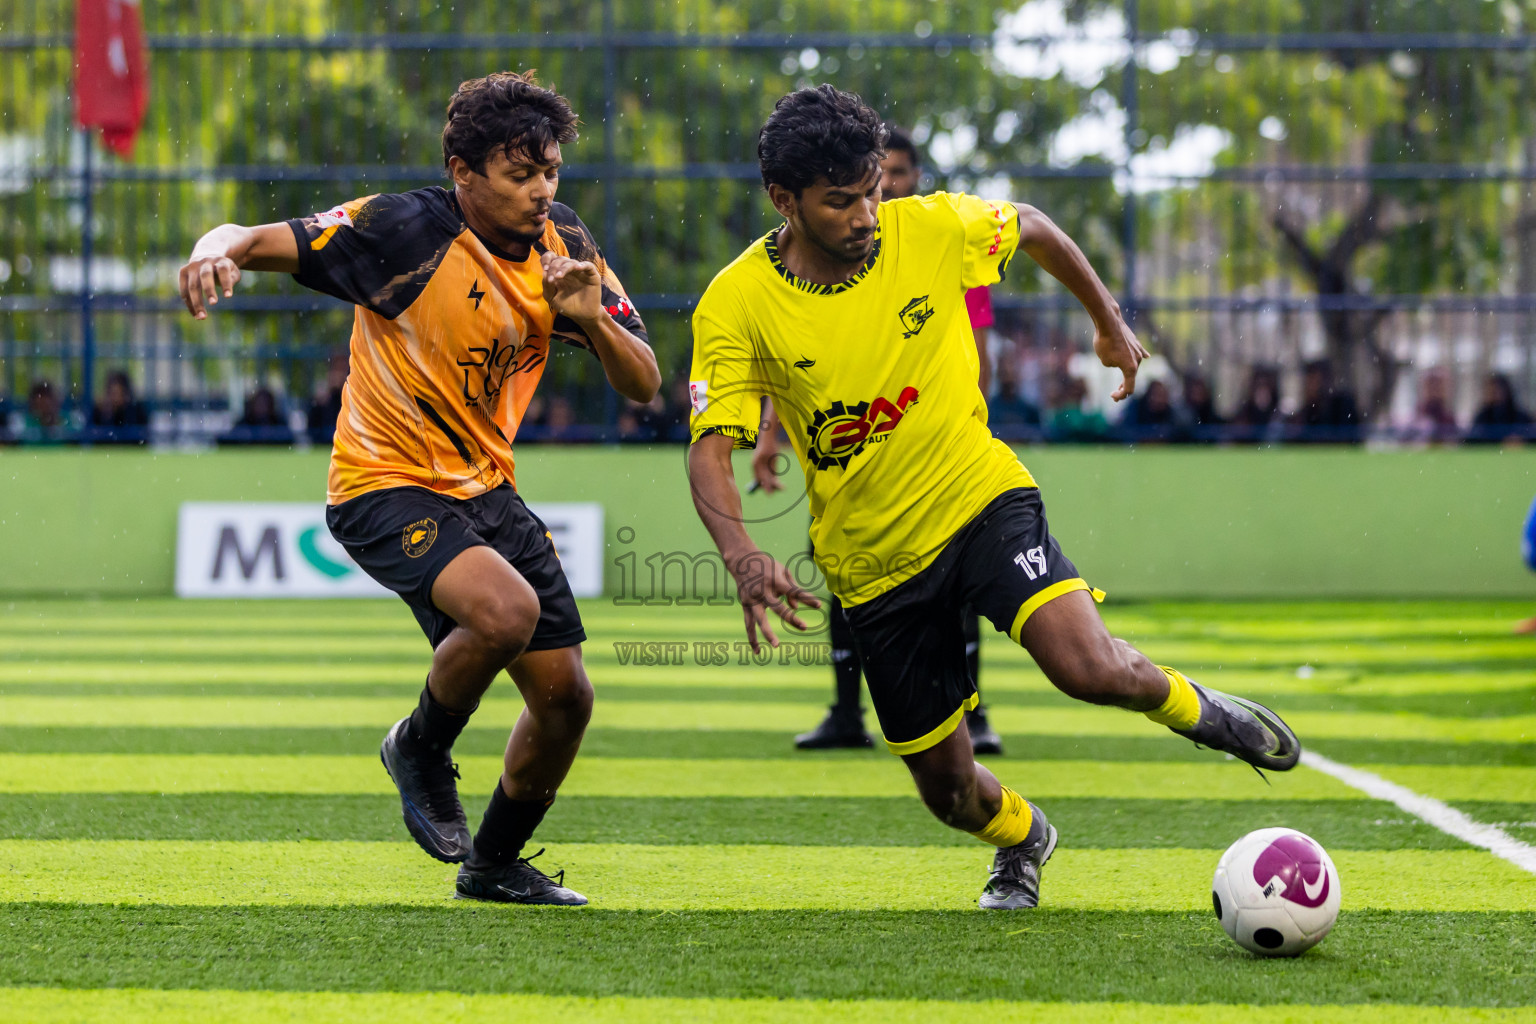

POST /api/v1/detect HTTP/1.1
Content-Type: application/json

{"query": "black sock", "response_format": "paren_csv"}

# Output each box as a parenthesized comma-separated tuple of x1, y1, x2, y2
(963, 609, 981, 690)
(401, 679, 474, 755)
(471, 784, 554, 865)
(829, 596, 863, 717)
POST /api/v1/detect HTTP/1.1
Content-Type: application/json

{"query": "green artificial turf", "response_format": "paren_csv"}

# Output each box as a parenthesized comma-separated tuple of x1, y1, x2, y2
(2, 906, 1533, 1005)
(0, 793, 1474, 849)
(0, 596, 1532, 1016)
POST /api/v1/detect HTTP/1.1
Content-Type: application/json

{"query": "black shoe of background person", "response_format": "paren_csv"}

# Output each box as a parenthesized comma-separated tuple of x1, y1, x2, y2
(455, 848, 588, 906)
(967, 706, 1004, 756)
(379, 717, 473, 863)
(794, 705, 875, 749)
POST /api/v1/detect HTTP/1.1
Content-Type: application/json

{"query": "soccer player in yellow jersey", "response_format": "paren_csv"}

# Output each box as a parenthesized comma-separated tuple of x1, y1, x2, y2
(176, 72, 660, 905)
(687, 86, 1300, 909)
(757, 125, 1004, 755)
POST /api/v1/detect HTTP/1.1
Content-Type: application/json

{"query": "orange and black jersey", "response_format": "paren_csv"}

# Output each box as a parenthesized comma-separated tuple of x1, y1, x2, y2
(287, 187, 646, 504)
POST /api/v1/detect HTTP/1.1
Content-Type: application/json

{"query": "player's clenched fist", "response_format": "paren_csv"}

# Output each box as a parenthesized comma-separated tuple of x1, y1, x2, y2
(540, 251, 602, 322)
(178, 254, 242, 320)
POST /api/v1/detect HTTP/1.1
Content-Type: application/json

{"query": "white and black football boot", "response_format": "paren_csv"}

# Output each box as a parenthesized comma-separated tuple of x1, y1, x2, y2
(978, 803, 1058, 910)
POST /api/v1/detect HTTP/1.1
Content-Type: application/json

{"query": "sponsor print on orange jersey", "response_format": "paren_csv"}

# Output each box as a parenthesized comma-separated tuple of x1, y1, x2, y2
(287, 188, 646, 505)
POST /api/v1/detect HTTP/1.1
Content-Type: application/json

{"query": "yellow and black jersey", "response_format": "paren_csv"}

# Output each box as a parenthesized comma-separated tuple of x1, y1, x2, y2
(287, 188, 646, 504)
(688, 192, 1034, 606)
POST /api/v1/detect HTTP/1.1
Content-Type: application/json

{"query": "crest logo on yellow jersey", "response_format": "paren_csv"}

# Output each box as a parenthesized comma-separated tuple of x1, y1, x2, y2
(899, 295, 935, 338)
(805, 387, 920, 470)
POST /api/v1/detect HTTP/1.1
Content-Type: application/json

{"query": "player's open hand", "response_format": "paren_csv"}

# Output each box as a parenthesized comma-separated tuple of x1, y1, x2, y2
(178, 254, 242, 320)
(1093, 316, 1150, 401)
(728, 550, 821, 653)
(541, 251, 603, 323)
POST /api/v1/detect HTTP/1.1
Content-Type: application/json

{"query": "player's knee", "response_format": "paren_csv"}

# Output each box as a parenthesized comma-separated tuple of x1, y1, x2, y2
(543, 670, 595, 727)
(464, 585, 540, 657)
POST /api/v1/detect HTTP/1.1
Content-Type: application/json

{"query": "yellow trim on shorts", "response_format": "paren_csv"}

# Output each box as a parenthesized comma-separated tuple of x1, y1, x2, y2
(885, 692, 981, 756)
(1007, 578, 1106, 644)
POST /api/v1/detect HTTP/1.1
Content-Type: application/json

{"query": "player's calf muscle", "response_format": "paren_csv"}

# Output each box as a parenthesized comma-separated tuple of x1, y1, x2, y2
(1020, 594, 1166, 709)
(904, 733, 1001, 831)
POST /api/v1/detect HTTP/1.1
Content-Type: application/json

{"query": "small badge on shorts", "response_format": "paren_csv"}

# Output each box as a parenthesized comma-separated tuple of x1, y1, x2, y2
(402, 518, 438, 558)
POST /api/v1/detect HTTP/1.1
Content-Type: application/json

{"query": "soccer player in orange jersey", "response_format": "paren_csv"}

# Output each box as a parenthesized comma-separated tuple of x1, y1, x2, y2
(176, 72, 659, 905)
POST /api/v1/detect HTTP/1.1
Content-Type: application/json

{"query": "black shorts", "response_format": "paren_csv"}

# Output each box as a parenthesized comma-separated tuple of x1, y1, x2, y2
(326, 483, 585, 651)
(842, 487, 1100, 755)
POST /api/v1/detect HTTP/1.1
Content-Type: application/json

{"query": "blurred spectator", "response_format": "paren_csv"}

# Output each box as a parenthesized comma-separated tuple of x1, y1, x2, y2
(19, 379, 70, 444)
(521, 394, 548, 430)
(1117, 378, 1185, 444)
(544, 395, 577, 442)
(617, 394, 669, 442)
(1287, 360, 1360, 443)
(1182, 374, 1224, 442)
(1231, 366, 1280, 443)
(1408, 366, 1460, 444)
(1046, 374, 1110, 443)
(87, 369, 150, 445)
(1467, 373, 1533, 445)
(307, 350, 350, 445)
(217, 386, 295, 446)
(987, 372, 1042, 439)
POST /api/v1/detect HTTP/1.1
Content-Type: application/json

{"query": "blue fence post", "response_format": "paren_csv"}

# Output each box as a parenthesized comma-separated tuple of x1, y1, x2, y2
(80, 128, 96, 431)
(1120, 0, 1138, 332)
(600, 0, 620, 433)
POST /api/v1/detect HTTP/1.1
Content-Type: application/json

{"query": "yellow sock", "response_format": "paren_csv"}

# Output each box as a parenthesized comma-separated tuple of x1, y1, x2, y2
(970, 785, 1034, 848)
(1144, 666, 1201, 730)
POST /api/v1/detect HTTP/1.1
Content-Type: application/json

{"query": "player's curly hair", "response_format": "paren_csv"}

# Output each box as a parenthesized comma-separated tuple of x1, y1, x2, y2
(442, 70, 579, 174)
(757, 85, 888, 195)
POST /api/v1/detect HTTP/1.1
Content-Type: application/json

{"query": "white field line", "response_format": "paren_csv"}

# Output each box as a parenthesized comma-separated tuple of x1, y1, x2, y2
(1301, 749, 1536, 875)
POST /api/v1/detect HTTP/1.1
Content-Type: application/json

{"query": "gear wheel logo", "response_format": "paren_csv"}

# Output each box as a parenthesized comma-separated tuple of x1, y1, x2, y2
(806, 400, 871, 470)
(804, 387, 920, 471)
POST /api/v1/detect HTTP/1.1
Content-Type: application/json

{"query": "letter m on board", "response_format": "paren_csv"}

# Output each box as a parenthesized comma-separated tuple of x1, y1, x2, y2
(212, 525, 285, 580)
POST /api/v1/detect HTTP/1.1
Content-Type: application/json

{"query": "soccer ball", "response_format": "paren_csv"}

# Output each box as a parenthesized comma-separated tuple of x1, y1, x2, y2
(1212, 827, 1341, 957)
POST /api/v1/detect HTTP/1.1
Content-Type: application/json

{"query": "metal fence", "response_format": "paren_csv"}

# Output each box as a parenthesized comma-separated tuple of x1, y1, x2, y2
(2, 0, 1534, 445)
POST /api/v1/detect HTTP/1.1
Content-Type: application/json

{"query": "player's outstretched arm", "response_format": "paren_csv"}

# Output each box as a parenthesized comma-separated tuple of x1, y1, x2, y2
(1017, 205, 1149, 401)
(177, 223, 299, 320)
(541, 252, 660, 402)
(688, 431, 820, 652)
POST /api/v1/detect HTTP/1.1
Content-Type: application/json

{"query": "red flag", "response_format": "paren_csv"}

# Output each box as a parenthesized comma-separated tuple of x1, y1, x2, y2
(74, 0, 149, 159)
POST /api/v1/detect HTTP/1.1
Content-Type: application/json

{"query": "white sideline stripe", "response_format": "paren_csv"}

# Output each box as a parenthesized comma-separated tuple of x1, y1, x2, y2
(1301, 749, 1536, 875)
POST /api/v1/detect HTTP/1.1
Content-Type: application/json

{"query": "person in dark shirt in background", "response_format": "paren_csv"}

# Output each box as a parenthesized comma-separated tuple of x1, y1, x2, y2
(20, 379, 69, 444)
(307, 350, 350, 445)
(1231, 366, 1280, 443)
(89, 369, 150, 444)
(1287, 359, 1360, 443)
(1182, 373, 1224, 441)
(1408, 366, 1460, 444)
(988, 370, 1043, 437)
(1117, 378, 1182, 443)
(1468, 373, 1533, 445)
(219, 386, 296, 446)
